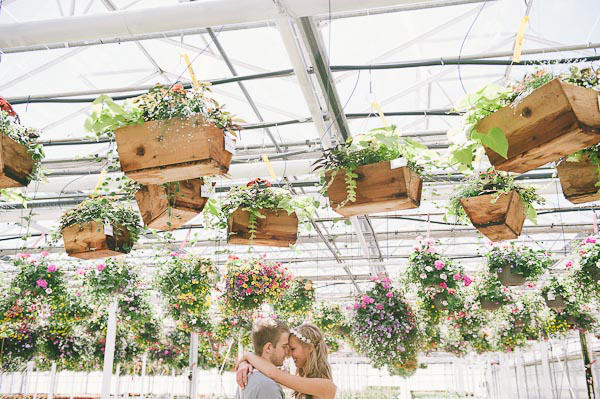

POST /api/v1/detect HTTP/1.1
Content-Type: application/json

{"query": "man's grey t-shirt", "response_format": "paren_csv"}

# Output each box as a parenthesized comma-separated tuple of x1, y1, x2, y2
(236, 370, 285, 399)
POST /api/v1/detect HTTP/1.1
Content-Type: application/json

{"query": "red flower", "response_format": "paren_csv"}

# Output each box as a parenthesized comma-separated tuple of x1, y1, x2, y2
(171, 84, 185, 94)
(0, 97, 17, 117)
(246, 178, 271, 187)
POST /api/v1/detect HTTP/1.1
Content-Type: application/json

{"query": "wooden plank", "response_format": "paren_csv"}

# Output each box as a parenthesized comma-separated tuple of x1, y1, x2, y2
(460, 190, 525, 242)
(227, 209, 298, 247)
(326, 161, 422, 217)
(114, 115, 233, 185)
(0, 134, 35, 188)
(135, 178, 207, 230)
(478, 79, 600, 173)
(62, 221, 133, 259)
(557, 155, 600, 204)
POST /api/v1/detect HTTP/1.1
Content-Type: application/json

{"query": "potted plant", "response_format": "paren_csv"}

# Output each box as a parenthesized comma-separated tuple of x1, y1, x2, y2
(135, 178, 211, 231)
(59, 197, 141, 259)
(312, 302, 351, 354)
(205, 179, 315, 247)
(313, 126, 432, 216)
(494, 294, 545, 352)
(221, 255, 292, 315)
(544, 304, 597, 336)
(573, 236, 600, 293)
(0, 100, 44, 188)
(85, 84, 240, 185)
(407, 237, 472, 312)
(541, 277, 570, 311)
(486, 243, 552, 286)
(449, 67, 600, 173)
(447, 169, 545, 241)
(474, 272, 514, 311)
(273, 278, 315, 319)
(350, 277, 420, 370)
(155, 252, 217, 332)
(557, 143, 600, 204)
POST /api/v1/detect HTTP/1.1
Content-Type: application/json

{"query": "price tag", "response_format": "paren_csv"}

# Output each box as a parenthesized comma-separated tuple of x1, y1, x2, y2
(224, 136, 236, 155)
(547, 292, 555, 301)
(390, 158, 407, 169)
(104, 223, 114, 237)
(200, 184, 213, 198)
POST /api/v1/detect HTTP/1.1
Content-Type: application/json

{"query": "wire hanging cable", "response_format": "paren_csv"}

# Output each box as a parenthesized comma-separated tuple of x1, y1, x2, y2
(457, 0, 489, 94)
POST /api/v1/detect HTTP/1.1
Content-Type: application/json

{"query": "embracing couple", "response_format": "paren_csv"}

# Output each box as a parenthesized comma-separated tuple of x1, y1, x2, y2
(235, 318, 336, 399)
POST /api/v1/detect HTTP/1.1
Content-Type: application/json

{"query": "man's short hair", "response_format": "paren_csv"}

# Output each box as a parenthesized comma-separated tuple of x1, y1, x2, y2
(252, 318, 289, 356)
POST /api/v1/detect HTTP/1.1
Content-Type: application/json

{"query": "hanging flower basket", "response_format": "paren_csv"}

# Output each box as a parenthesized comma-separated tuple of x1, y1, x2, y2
(135, 178, 209, 231)
(487, 243, 552, 287)
(478, 78, 600, 173)
(314, 127, 430, 217)
(60, 197, 141, 259)
(557, 153, 600, 204)
(325, 160, 422, 217)
(85, 85, 240, 185)
(479, 299, 502, 311)
(544, 295, 567, 311)
(496, 266, 526, 286)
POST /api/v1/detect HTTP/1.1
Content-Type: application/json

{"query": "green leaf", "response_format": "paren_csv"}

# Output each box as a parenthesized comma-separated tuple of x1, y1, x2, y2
(526, 203, 538, 224)
(475, 127, 508, 159)
(450, 147, 474, 168)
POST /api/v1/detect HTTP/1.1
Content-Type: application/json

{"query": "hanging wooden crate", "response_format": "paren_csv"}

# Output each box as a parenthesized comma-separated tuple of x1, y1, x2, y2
(460, 190, 525, 242)
(135, 178, 208, 231)
(326, 160, 422, 217)
(496, 266, 526, 287)
(544, 294, 567, 311)
(62, 221, 134, 259)
(227, 209, 298, 247)
(0, 134, 35, 188)
(114, 115, 235, 185)
(557, 155, 600, 204)
(479, 299, 502, 311)
(478, 79, 600, 173)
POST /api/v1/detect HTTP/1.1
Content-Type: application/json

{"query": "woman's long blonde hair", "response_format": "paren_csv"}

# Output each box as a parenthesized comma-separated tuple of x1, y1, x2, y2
(291, 323, 332, 399)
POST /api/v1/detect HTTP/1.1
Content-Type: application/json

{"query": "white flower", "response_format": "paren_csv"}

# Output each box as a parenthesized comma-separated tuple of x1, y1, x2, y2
(440, 273, 447, 280)
(425, 266, 433, 272)
(420, 273, 427, 279)
(45, 288, 52, 294)
(596, 260, 600, 268)
(442, 301, 448, 306)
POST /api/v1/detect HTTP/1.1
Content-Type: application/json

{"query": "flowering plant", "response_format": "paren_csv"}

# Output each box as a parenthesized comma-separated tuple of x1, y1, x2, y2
(273, 278, 315, 318)
(11, 254, 68, 300)
(155, 253, 216, 331)
(204, 179, 316, 240)
(0, 108, 45, 181)
(540, 276, 570, 303)
(447, 169, 545, 224)
(474, 272, 514, 307)
(148, 329, 189, 372)
(573, 236, 600, 291)
(350, 277, 420, 370)
(312, 302, 351, 353)
(494, 294, 545, 352)
(85, 83, 240, 139)
(486, 243, 553, 280)
(222, 256, 292, 313)
(83, 258, 139, 300)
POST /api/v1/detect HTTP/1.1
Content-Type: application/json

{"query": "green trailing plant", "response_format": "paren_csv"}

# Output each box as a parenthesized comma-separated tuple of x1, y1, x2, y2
(0, 110, 45, 182)
(85, 84, 240, 139)
(155, 252, 217, 332)
(486, 243, 553, 280)
(204, 179, 316, 240)
(83, 258, 140, 300)
(540, 276, 569, 303)
(448, 66, 600, 171)
(313, 126, 437, 208)
(58, 196, 142, 247)
(474, 272, 514, 306)
(447, 168, 545, 224)
(272, 278, 316, 319)
(573, 235, 600, 294)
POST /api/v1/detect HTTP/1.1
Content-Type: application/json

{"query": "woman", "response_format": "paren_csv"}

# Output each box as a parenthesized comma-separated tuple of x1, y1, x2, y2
(238, 323, 336, 399)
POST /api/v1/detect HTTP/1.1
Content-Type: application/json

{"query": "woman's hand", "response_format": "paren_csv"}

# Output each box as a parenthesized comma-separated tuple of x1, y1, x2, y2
(236, 361, 254, 389)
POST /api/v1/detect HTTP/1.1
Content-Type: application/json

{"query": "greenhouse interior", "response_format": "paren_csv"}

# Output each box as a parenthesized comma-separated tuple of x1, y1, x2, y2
(1, 0, 600, 398)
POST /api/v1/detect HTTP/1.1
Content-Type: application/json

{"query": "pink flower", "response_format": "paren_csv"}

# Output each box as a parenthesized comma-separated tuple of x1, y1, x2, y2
(434, 260, 445, 270)
(462, 275, 472, 286)
(565, 261, 573, 269)
(527, 282, 536, 288)
(76, 291, 81, 297)
(17, 253, 30, 260)
(453, 273, 462, 281)
(36, 279, 48, 289)
(353, 303, 359, 310)
(97, 263, 105, 272)
(40, 251, 49, 257)
(440, 282, 448, 289)
(386, 292, 393, 298)
(376, 304, 384, 310)
(76, 268, 85, 275)
(586, 236, 597, 244)
(580, 250, 587, 256)
(370, 276, 378, 282)
(47, 264, 57, 273)
(245, 288, 252, 294)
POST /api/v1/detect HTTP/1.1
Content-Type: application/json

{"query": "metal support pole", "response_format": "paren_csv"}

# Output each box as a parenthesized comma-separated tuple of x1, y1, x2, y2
(541, 342, 557, 399)
(581, 331, 596, 399)
(140, 354, 147, 399)
(101, 298, 119, 399)
(48, 362, 57, 399)
(115, 364, 121, 398)
(189, 332, 198, 399)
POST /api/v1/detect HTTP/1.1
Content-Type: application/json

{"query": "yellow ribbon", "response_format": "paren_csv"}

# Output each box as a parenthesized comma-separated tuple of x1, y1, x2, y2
(261, 154, 278, 179)
(91, 169, 107, 197)
(370, 100, 389, 127)
(512, 16, 530, 63)
(181, 53, 200, 90)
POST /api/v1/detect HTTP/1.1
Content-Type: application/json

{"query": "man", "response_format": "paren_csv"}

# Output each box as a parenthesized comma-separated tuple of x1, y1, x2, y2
(236, 318, 289, 399)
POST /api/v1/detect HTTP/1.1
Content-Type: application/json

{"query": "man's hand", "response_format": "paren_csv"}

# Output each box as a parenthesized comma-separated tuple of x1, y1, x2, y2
(236, 361, 254, 389)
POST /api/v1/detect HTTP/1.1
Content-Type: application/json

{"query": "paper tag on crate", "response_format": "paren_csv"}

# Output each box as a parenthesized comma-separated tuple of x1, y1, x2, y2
(200, 183, 214, 198)
(103, 223, 114, 237)
(390, 158, 407, 169)
(547, 292, 555, 301)
(224, 136, 236, 155)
